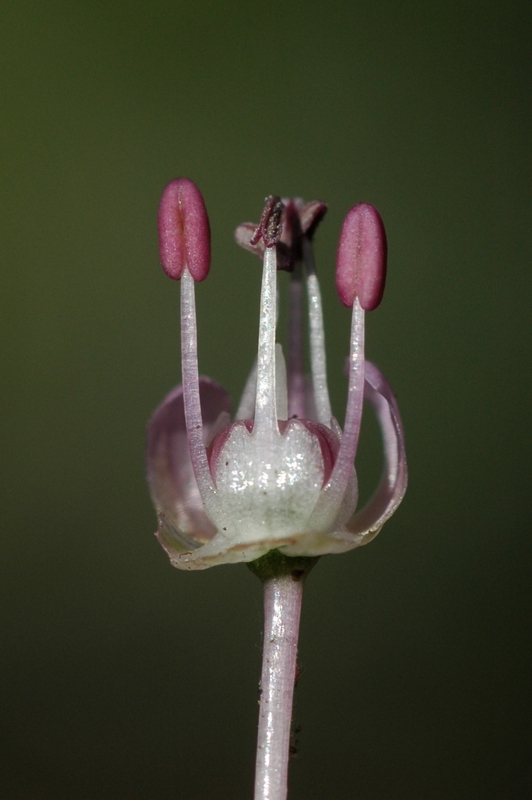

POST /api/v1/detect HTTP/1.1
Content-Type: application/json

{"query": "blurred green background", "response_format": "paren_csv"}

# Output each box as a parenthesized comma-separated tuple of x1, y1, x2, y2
(1, 0, 530, 797)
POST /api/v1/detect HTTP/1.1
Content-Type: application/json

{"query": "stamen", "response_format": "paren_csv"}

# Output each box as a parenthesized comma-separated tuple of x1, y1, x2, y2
(317, 202, 388, 522)
(303, 238, 332, 426)
(180, 270, 220, 513)
(287, 263, 306, 419)
(157, 178, 218, 516)
(321, 298, 365, 512)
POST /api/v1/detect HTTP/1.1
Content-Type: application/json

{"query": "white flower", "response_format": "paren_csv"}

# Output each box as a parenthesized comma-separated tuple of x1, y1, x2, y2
(147, 180, 407, 569)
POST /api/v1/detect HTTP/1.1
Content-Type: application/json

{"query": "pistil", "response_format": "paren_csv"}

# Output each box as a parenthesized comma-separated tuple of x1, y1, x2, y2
(252, 198, 285, 437)
(254, 244, 280, 436)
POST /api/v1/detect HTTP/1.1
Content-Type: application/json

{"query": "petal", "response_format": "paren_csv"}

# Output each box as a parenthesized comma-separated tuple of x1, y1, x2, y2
(299, 200, 328, 239)
(346, 361, 408, 541)
(146, 377, 232, 548)
(169, 532, 310, 571)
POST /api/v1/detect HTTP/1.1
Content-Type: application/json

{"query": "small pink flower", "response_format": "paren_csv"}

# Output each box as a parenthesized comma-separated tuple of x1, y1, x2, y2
(147, 179, 407, 570)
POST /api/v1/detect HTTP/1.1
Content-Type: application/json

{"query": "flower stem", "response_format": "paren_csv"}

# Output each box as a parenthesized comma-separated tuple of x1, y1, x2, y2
(248, 551, 318, 800)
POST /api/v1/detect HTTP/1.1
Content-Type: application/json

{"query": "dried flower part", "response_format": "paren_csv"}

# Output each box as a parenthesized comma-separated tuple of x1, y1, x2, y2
(158, 178, 211, 281)
(336, 203, 387, 310)
(298, 200, 328, 240)
(235, 198, 328, 272)
(250, 196, 285, 248)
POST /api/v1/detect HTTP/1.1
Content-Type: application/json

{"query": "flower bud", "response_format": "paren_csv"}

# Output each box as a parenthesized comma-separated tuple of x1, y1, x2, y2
(335, 203, 387, 310)
(158, 178, 211, 281)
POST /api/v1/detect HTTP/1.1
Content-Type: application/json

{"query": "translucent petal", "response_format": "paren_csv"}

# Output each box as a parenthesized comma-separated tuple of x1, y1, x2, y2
(146, 378, 232, 548)
(346, 361, 408, 541)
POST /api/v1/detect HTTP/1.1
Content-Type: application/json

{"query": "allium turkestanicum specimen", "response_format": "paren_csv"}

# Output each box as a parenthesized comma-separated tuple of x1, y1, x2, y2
(147, 179, 407, 570)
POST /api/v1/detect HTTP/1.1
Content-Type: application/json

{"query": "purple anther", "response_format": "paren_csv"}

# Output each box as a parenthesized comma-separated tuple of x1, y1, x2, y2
(158, 178, 211, 282)
(335, 203, 387, 310)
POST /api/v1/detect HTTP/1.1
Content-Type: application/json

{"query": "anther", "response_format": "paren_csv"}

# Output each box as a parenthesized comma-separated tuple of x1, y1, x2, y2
(335, 203, 387, 310)
(158, 178, 211, 282)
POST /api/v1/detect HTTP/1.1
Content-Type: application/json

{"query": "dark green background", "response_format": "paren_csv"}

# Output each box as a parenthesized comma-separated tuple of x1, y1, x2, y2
(1, 1, 530, 797)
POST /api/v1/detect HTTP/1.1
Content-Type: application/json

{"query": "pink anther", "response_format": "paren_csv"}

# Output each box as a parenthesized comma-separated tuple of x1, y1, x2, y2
(335, 203, 387, 310)
(158, 178, 211, 281)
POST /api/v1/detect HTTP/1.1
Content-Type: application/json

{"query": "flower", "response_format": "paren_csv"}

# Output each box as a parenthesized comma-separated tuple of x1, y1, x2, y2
(147, 178, 407, 570)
